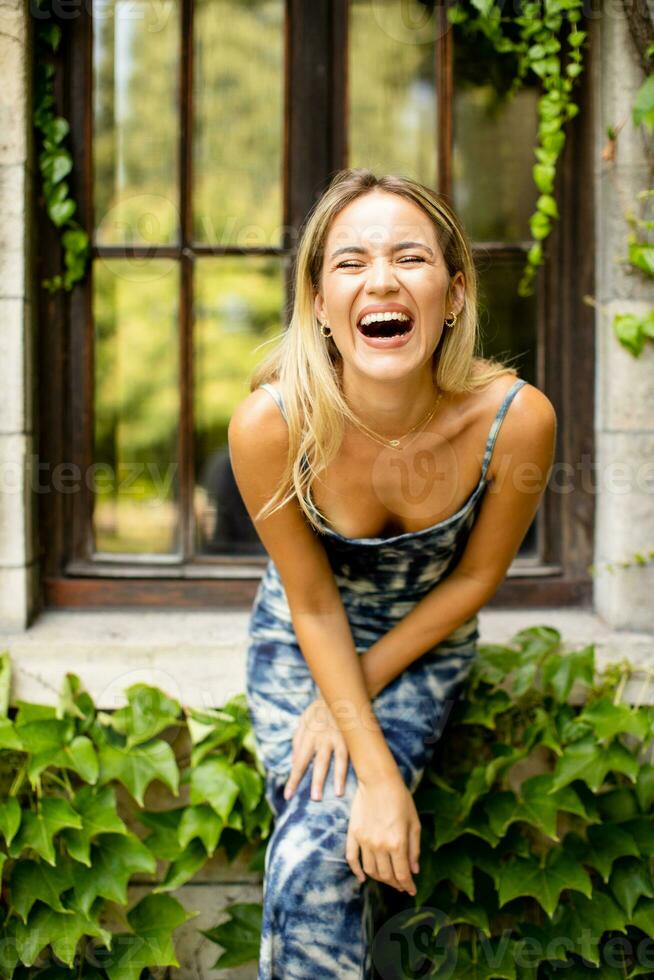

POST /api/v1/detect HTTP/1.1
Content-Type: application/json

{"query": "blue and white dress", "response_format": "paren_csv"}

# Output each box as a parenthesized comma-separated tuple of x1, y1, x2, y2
(246, 377, 527, 979)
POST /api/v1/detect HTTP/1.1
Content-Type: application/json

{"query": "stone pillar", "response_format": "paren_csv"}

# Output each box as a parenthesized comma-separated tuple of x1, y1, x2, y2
(0, 1, 38, 631)
(593, 0, 654, 631)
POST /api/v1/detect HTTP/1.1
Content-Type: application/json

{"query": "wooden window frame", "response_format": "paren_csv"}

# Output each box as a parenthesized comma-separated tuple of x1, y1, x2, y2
(36, 0, 595, 610)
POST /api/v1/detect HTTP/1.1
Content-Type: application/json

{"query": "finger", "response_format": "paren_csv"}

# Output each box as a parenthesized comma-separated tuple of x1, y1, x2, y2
(284, 743, 312, 800)
(361, 844, 379, 882)
(310, 749, 332, 801)
(332, 749, 349, 796)
(390, 845, 416, 896)
(409, 821, 421, 875)
(346, 827, 365, 884)
(373, 850, 405, 892)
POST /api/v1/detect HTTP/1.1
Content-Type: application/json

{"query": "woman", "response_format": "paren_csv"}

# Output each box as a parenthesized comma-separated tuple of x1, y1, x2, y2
(228, 168, 556, 979)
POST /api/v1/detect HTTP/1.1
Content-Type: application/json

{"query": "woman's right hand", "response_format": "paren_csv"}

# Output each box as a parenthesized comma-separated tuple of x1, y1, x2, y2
(345, 770, 421, 895)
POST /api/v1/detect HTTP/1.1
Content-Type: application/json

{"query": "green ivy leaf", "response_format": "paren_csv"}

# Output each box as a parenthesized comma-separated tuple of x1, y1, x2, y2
(106, 683, 182, 749)
(153, 837, 207, 893)
(98, 738, 179, 806)
(39, 149, 72, 185)
(47, 198, 76, 228)
(9, 858, 73, 922)
(533, 162, 556, 193)
(71, 832, 156, 914)
(627, 242, 654, 277)
(549, 734, 639, 793)
(190, 757, 241, 822)
(424, 841, 475, 901)
(498, 847, 592, 917)
(15, 717, 75, 754)
(563, 824, 640, 883)
(178, 803, 223, 856)
(578, 698, 649, 742)
(102, 893, 197, 980)
(8, 797, 82, 865)
(60, 784, 128, 866)
(552, 891, 627, 964)
(633, 74, 654, 133)
(0, 796, 21, 845)
(609, 855, 654, 917)
(139, 807, 186, 862)
(636, 763, 654, 812)
(14, 902, 111, 969)
(28, 734, 98, 787)
(542, 645, 594, 702)
(459, 689, 511, 728)
(201, 902, 262, 971)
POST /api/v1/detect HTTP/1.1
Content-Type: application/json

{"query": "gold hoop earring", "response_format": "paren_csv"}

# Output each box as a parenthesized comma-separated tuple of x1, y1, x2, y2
(444, 311, 458, 328)
(320, 321, 332, 337)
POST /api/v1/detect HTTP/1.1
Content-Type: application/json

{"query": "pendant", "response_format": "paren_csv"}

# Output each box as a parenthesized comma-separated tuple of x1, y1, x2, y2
(389, 439, 401, 447)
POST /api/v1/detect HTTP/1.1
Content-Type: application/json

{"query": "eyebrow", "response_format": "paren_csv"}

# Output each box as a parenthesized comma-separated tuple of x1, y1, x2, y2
(330, 241, 435, 260)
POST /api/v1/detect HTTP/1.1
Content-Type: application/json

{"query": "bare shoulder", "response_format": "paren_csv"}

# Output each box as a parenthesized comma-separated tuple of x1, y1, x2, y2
(229, 385, 286, 435)
(487, 375, 557, 481)
(228, 386, 339, 615)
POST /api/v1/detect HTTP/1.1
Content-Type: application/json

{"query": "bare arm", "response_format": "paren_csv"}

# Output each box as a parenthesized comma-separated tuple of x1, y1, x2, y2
(359, 383, 558, 698)
(228, 389, 397, 784)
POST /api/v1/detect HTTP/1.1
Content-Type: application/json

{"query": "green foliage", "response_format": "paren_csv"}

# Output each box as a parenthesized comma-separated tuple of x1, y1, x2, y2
(4, 629, 654, 975)
(31, 2, 90, 294)
(0, 653, 270, 977)
(448, 0, 588, 297)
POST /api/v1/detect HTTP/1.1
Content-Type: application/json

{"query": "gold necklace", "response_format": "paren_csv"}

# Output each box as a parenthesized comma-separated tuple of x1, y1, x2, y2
(348, 389, 445, 451)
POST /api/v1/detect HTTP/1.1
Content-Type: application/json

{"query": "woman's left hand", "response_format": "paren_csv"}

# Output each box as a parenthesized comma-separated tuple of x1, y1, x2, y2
(284, 697, 349, 802)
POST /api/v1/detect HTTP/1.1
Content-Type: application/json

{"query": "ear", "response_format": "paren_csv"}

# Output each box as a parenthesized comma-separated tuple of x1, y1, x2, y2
(448, 271, 466, 316)
(314, 292, 326, 324)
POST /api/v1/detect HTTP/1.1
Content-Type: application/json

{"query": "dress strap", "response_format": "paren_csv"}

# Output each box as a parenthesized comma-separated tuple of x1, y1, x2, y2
(259, 383, 288, 423)
(480, 378, 528, 481)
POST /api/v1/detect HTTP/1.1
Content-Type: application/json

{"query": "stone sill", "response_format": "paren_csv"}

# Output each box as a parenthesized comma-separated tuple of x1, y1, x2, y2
(0, 607, 653, 708)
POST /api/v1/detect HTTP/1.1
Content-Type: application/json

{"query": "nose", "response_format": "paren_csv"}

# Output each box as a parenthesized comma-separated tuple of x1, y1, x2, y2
(365, 256, 400, 294)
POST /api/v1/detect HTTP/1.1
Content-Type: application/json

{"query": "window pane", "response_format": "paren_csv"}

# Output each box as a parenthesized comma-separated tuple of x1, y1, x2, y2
(93, 0, 180, 246)
(194, 256, 286, 556)
(93, 259, 180, 555)
(476, 253, 539, 556)
(452, 83, 539, 241)
(193, 0, 285, 245)
(348, 0, 438, 183)
(476, 253, 538, 386)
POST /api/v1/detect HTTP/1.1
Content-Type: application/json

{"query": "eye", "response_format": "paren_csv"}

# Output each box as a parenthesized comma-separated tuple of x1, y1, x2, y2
(336, 256, 426, 269)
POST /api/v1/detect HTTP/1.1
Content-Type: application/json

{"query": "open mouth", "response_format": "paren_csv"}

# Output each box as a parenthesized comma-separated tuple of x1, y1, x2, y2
(356, 313, 414, 339)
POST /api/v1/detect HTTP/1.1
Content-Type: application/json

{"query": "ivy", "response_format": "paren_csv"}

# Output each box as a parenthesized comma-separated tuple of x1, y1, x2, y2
(447, 0, 588, 297)
(0, 654, 270, 977)
(32, 3, 90, 294)
(3, 628, 654, 975)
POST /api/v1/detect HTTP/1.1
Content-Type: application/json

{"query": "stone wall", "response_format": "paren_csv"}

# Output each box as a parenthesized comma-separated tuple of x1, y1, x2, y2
(593, 0, 654, 629)
(0, 0, 38, 631)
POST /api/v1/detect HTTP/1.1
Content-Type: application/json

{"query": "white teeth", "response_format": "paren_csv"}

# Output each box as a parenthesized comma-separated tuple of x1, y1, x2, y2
(359, 311, 411, 327)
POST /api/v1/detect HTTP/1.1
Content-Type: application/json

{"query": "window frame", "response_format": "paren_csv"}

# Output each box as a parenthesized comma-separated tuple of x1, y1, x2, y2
(37, 0, 595, 610)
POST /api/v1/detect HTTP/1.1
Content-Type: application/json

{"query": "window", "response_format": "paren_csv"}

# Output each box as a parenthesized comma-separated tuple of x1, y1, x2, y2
(38, 0, 595, 608)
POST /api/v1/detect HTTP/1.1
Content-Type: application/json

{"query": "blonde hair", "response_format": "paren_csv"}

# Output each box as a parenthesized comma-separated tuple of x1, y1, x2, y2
(249, 167, 520, 533)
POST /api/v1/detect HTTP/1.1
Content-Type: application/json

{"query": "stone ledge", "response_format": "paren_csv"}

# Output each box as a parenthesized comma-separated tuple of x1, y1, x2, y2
(0, 607, 652, 708)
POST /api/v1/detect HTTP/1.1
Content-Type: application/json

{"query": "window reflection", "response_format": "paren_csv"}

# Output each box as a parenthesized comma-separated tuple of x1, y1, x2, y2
(193, 0, 285, 245)
(92, 260, 180, 555)
(93, 0, 180, 246)
(193, 256, 286, 555)
(348, 0, 438, 184)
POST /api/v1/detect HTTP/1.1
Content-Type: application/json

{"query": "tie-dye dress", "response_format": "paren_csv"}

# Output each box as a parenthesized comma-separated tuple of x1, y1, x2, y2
(246, 377, 527, 979)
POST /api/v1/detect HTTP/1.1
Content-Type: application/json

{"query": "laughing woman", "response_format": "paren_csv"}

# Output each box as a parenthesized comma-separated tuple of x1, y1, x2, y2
(228, 168, 556, 979)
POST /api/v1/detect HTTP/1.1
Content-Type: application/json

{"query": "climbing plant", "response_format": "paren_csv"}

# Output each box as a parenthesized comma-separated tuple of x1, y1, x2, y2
(448, 0, 589, 297)
(32, 1, 90, 294)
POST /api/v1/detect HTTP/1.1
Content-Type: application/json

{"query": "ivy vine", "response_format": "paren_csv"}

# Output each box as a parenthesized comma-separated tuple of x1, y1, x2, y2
(448, 0, 588, 297)
(33, 4, 90, 294)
